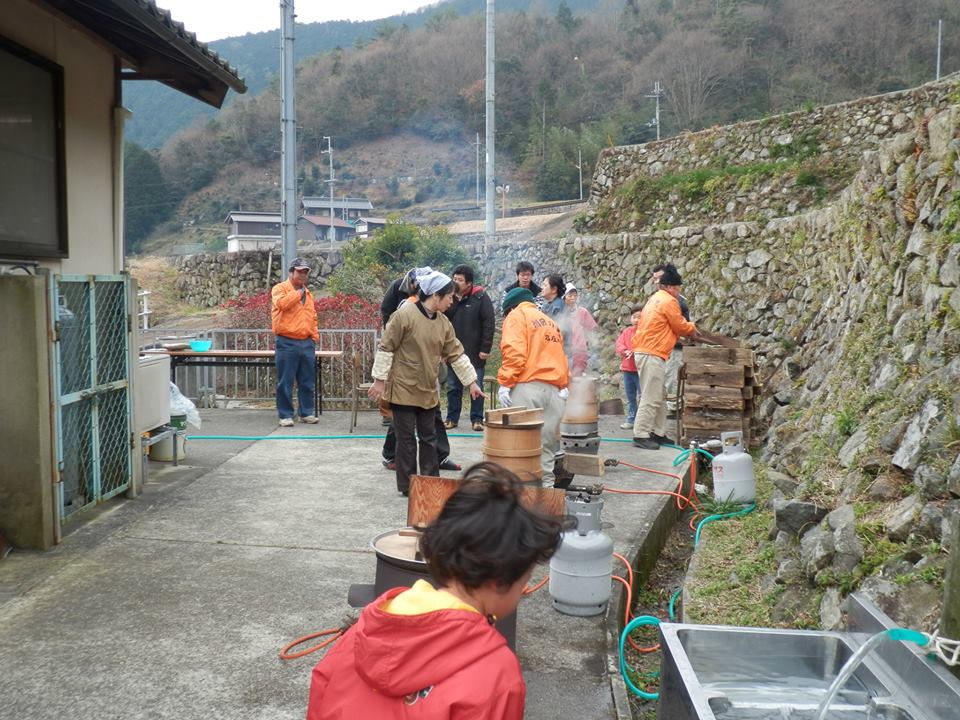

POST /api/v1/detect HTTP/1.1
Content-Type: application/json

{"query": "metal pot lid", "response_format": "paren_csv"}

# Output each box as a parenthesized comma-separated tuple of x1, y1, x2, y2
(371, 528, 426, 568)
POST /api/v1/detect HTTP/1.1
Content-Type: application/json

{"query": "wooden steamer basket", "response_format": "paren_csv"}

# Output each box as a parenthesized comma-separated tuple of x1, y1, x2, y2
(482, 406, 544, 482)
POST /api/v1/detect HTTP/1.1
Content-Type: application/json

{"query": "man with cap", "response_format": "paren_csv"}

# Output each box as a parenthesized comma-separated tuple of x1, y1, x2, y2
(652, 263, 691, 415)
(631, 265, 699, 450)
(497, 287, 570, 487)
(271, 257, 319, 426)
(369, 270, 484, 495)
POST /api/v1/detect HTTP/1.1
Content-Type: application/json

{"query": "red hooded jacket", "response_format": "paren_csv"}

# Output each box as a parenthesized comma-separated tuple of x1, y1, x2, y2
(307, 585, 525, 719)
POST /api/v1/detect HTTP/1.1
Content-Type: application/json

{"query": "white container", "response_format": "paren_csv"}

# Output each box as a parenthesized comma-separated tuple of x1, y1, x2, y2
(152, 431, 186, 461)
(712, 431, 755, 503)
(136, 354, 171, 432)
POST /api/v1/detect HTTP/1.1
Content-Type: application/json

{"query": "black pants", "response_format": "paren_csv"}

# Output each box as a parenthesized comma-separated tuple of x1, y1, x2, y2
(382, 406, 450, 463)
(391, 404, 440, 493)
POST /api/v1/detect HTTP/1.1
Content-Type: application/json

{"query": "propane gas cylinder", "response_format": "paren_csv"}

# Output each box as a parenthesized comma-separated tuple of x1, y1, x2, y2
(711, 431, 755, 503)
(549, 494, 613, 617)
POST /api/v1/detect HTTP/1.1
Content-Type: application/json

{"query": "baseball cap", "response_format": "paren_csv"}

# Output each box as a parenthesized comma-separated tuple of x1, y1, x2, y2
(289, 257, 310, 271)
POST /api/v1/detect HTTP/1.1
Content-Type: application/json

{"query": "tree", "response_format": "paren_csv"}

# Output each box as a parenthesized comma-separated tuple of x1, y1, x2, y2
(123, 142, 172, 254)
(645, 29, 742, 131)
(556, 1, 580, 33)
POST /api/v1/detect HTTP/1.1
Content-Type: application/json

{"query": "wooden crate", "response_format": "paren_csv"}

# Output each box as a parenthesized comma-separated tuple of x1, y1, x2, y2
(680, 346, 758, 449)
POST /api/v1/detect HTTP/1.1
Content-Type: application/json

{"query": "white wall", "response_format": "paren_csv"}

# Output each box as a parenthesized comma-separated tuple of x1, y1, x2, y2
(2, 0, 119, 276)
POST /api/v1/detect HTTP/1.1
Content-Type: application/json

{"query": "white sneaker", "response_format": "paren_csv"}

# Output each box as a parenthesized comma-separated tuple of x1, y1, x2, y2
(301, 415, 319, 424)
(278, 418, 294, 427)
(620, 421, 634, 429)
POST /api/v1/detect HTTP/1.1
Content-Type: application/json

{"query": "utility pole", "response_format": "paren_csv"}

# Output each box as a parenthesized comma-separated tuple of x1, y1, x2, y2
(279, 0, 297, 271)
(322, 136, 335, 250)
(936, 19, 943, 81)
(646, 81, 664, 141)
(472, 132, 481, 209)
(575, 147, 583, 201)
(484, 0, 496, 249)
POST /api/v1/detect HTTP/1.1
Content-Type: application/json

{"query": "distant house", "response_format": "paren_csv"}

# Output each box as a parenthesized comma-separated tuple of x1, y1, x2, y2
(301, 196, 373, 222)
(224, 211, 281, 252)
(355, 217, 387, 238)
(298, 215, 356, 244)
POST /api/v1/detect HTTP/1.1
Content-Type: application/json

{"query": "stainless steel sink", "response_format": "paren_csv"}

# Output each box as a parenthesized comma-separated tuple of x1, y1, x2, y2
(655, 594, 959, 720)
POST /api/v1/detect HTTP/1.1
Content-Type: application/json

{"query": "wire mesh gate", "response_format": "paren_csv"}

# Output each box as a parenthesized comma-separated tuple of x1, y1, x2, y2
(52, 275, 133, 519)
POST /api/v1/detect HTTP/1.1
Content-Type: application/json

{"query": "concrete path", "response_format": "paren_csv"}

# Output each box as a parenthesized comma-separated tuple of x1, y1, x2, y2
(0, 409, 687, 720)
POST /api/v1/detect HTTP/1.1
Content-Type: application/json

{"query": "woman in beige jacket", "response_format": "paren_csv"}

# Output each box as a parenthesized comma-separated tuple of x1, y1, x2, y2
(368, 271, 484, 494)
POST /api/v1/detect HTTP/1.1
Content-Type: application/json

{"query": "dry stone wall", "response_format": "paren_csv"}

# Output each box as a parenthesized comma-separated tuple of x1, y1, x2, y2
(172, 249, 343, 307)
(587, 78, 959, 232)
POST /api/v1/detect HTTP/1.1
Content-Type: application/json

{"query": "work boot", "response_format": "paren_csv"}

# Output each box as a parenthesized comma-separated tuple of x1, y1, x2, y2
(633, 436, 659, 450)
(650, 433, 675, 445)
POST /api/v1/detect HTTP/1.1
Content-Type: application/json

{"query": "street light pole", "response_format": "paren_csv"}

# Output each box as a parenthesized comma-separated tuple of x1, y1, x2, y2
(322, 136, 335, 250)
(645, 81, 663, 141)
(474, 132, 481, 209)
(575, 147, 583, 201)
(279, 0, 297, 271)
(484, 0, 496, 249)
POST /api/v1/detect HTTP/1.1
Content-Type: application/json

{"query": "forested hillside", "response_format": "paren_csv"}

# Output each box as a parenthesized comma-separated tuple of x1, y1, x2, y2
(125, 0, 959, 254)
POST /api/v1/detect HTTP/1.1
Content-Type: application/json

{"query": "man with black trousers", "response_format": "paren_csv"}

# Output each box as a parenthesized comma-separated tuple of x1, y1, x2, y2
(444, 265, 495, 431)
(379, 267, 460, 472)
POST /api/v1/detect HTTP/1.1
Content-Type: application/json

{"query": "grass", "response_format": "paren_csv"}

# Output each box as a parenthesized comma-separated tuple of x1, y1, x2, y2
(683, 466, 790, 628)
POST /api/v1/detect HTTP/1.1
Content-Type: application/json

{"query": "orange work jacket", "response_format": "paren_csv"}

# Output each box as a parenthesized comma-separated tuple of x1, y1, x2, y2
(631, 289, 696, 361)
(498, 302, 569, 389)
(271, 279, 319, 342)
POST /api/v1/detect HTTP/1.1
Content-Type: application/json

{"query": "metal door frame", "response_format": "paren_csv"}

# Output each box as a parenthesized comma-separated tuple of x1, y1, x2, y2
(50, 274, 133, 520)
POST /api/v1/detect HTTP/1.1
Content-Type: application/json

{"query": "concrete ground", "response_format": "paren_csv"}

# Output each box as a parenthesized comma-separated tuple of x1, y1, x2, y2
(0, 409, 688, 720)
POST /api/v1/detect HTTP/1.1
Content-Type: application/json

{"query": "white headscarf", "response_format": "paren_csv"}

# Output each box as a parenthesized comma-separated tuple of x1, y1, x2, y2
(418, 270, 451, 296)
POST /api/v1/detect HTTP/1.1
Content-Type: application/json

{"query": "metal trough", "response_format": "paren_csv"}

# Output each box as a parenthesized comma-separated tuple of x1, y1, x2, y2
(657, 594, 960, 720)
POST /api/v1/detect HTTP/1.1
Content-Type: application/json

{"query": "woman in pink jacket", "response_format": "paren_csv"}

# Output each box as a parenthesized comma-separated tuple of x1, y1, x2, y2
(307, 463, 567, 719)
(615, 305, 644, 429)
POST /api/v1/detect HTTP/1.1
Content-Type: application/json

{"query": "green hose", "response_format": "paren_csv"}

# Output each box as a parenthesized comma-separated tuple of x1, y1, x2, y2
(694, 504, 756, 546)
(620, 616, 662, 700)
(186, 433, 644, 442)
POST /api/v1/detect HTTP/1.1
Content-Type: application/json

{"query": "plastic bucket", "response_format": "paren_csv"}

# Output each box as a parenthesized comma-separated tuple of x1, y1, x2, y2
(169, 414, 187, 431)
(153, 431, 186, 461)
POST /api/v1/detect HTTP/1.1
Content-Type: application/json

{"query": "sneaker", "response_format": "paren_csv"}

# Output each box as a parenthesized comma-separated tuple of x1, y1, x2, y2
(382, 459, 396, 471)
(472, 421, 484, 432)
(632, 436, 660, 450)
(443, 419, 458, 429)
(650, 433, 675, 445)
(439, 459, 462, 471)
(301, 415, 319, 424)
(278, 418, 294, 427)
(619, 421, 634, 429)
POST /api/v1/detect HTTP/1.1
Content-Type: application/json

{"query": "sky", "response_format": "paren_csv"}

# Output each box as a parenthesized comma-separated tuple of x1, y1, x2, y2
(157, 0, 437, 43)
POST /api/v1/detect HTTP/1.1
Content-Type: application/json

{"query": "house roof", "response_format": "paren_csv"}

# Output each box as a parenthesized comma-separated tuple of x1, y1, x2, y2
(43, 0, 246, 107)
(223, 211, 281, 224)
(301, 196, 374, 211)
(357, 217, 387, 225)
(299, 216, 354, 229)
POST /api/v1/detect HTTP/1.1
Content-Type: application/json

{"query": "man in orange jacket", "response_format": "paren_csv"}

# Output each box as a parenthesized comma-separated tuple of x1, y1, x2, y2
(497, 287, 570, 486)
(631, 265, 699, 449)
(271, 257, 319, 426)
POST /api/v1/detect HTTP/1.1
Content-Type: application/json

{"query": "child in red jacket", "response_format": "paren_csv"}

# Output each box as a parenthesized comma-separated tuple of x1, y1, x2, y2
(307, 463, 567, 719)
(615, 305, 644, 430)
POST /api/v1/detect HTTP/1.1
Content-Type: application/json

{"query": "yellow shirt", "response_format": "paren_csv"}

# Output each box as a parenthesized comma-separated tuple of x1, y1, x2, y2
(381, 579, 480, 616)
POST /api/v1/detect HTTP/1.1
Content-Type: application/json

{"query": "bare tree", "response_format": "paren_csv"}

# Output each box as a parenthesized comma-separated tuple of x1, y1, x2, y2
(646, 29, 742, 131)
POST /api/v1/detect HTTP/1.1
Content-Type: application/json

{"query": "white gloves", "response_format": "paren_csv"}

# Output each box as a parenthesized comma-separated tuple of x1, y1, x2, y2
(498, 386, 513, 408)
(558, 387, 569, 400)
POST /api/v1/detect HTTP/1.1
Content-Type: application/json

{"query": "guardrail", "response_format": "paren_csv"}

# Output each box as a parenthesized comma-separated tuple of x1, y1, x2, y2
(140, 328, 379, 407)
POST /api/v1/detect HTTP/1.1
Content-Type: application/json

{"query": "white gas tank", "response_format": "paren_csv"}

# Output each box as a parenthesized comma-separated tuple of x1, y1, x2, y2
(711, 431, 755, 503)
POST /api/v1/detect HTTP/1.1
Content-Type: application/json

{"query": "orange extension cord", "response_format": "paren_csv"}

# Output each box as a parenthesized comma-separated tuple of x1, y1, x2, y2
(281, 458, 703, 661)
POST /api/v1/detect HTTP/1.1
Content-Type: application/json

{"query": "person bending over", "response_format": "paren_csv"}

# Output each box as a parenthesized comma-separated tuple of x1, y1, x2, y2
(306, 462, 567, 719)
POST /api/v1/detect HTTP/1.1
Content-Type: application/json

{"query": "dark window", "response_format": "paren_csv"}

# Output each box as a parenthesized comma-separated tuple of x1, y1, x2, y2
(0, 36, 67, 259)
